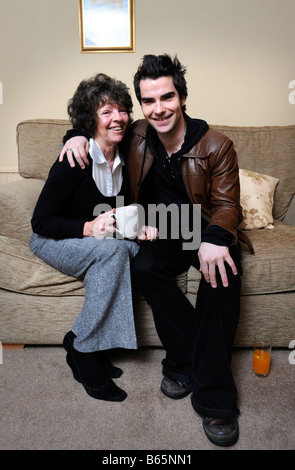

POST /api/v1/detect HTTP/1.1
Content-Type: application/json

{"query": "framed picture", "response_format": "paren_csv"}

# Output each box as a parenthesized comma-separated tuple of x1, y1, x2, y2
(79, 0, 135, 53)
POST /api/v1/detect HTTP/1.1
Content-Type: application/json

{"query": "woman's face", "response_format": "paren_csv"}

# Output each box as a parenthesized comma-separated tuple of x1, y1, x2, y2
(94, 101, 129, 149)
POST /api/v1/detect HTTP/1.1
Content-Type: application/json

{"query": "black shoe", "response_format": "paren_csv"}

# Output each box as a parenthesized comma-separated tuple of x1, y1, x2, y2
(160, 376, 192, 399)
(63, 331, 126, 402)
(202, 417, 239, 447)
(63, 331, 123, 378)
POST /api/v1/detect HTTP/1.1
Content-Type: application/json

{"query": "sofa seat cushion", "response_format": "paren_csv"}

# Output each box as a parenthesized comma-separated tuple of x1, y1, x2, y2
(0, 235, 85, 296)
(0, 235, 188, 297)
(187, 220, 295, 296)
(240, 220, 295, 295)
(1, 220, 293, 298)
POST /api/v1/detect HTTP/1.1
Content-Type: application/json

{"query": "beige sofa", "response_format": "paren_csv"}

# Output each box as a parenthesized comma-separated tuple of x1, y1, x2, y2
(0, 120, 294, 347)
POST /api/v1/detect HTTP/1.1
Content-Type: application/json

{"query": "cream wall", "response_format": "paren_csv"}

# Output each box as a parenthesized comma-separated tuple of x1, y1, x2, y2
(0, 0, 294, 172)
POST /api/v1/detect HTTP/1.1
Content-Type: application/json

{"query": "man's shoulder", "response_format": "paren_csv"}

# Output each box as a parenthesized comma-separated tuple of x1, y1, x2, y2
(197, 127, 233, 155)
(206, 126, 232, 144)
(128, 119, 148, 138)
(182, 126, 234, 159)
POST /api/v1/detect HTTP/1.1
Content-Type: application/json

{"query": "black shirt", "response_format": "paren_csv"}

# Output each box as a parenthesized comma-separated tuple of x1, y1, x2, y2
(31, 155, 128, 239)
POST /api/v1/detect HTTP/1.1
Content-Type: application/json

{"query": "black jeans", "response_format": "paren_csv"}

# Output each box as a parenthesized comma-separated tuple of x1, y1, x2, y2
(132, 238, 242, 419)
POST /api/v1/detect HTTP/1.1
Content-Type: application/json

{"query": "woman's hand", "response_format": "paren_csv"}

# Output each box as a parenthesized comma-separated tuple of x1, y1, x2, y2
(137, 225, 159, 241)
(83, 210, 115, 238)
(59, 136, 90, 169)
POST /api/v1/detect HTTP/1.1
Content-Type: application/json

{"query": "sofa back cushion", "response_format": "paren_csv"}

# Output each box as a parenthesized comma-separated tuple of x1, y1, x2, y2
(212, 125, 295, 221)
(17, 119, 71, 181)
(17, 120, 295, 221)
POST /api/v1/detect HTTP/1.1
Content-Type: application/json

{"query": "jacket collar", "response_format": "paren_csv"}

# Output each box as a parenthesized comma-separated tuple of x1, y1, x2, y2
(130, 115, 209, 157)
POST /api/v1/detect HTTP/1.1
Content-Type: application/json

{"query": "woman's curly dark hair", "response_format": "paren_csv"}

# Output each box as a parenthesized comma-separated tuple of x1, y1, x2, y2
(67, 73, 133, 137)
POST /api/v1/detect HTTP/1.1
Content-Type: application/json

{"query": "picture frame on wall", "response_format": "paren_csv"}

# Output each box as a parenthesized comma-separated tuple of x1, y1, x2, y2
(79, 0, 135, 53)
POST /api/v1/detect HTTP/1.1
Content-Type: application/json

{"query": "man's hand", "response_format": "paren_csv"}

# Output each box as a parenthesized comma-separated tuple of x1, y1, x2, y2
(198, 242, 238, 288)
(59, 136, 90, 169)
(137, 225, 159, 241)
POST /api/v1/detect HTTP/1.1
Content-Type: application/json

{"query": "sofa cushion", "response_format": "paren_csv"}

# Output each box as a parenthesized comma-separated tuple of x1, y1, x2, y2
(0, 235, 85, 296)
(17, 120, 71, 181)
(0, 179, 44, 244)
(17, 121, 295, 222)
(0, 235, 187, 297)
(1, 220, 293, 300)
(187, 220, 295, 296)
(240, 220, 295, 295)
(212, 125, 295, 221)
(239, 169, 279, 230)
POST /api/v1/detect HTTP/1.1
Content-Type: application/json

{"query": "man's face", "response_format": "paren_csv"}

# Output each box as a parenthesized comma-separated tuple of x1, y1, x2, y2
(139, 76, 186, 137)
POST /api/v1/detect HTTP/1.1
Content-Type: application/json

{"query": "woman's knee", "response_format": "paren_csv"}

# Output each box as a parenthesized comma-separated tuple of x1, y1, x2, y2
(93, 238, 138, 264)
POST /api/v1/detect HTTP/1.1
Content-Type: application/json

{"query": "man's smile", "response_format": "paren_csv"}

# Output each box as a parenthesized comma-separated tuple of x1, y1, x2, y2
(154, 114, 173, 122)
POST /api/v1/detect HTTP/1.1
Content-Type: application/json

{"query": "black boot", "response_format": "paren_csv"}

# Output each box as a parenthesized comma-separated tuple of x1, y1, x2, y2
(63, 331, 126, 402)
(64, 330, 123, 378)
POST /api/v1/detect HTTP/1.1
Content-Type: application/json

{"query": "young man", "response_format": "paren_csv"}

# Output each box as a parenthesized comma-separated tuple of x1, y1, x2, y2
(61, 54, 252, 446)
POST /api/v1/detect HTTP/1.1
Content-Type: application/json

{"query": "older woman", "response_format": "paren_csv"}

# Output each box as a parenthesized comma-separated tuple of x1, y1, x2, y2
(30, 74, 156, 402)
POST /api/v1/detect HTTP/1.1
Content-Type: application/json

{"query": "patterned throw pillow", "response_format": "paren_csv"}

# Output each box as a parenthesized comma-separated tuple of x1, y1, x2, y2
(239, 169, 279, 230)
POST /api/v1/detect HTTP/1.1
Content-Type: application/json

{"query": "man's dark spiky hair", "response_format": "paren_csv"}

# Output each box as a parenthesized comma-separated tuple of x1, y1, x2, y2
(133, 54, 188, 112)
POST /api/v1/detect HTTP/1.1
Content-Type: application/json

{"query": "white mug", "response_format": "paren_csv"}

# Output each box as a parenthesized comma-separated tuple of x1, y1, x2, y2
(114, 205, 138, 239)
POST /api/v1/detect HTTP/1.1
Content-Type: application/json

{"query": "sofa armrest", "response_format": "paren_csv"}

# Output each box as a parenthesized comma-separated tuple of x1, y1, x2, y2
(0, 178, 44, 244)
(283, 195, 295, 226)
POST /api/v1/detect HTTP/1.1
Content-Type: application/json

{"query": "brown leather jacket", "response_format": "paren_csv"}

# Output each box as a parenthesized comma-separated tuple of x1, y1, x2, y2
(123, 119, 253, 253)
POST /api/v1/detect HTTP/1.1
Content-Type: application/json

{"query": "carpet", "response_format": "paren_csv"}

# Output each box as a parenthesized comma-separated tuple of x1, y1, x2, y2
(0, 347, 294, 450)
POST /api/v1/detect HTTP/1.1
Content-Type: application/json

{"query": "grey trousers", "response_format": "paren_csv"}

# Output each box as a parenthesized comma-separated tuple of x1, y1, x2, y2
(30, 233, 140, 353)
